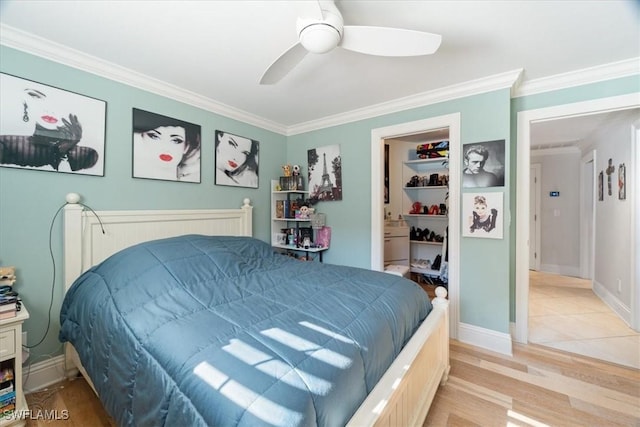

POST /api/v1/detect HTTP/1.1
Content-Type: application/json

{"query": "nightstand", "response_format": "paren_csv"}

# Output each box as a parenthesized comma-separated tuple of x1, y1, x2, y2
(0, 306, 29, 427)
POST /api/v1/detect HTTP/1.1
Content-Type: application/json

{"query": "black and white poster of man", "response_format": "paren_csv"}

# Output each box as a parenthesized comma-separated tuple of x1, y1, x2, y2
(462, 139, 505, 188)
(0, 73, 106, 176)
(462, 192, 503, 239)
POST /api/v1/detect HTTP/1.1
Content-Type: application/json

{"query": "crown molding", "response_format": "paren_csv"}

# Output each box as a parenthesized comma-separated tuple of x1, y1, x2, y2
(286, 69, 524, 135)
(530, 146, 581, 156)
(0, 24, 287, 135)
(514, 57, 640, 98)
(3, 23, 636, 137)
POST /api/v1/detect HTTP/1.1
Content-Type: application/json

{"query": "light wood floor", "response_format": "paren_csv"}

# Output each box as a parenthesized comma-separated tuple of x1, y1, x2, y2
(529, 271, 640, 369)
(23, 339, 639, 427)
(424, 340, 639, 426)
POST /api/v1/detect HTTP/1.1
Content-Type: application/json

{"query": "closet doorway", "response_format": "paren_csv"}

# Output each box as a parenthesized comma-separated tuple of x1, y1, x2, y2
(371, 114, 461, 338)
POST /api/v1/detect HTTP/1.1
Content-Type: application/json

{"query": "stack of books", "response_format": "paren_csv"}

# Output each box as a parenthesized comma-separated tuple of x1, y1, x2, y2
(0, 294, 17, 320)
(0, 367, 15, 418)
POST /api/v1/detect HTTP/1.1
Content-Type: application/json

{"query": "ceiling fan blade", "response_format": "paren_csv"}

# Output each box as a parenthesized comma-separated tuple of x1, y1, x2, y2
(341, 26, 442, 57)
(259, 43, 309, 85)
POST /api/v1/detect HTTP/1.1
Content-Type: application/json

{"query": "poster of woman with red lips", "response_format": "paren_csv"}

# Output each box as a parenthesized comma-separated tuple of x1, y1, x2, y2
(132, 108, 201, 183)
(214, 130, 259, 188)
(0, 73, 106, 175)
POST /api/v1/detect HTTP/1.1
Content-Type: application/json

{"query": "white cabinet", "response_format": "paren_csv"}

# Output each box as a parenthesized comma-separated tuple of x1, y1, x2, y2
(383, 226, 409, 267)
(402, 158, 448, 279)
(270, 179, 328, 262)
(0, 306, 29, 427)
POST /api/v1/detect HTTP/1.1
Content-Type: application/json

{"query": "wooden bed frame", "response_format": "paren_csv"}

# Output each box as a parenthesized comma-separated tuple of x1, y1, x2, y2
(62, 195, 449, 426)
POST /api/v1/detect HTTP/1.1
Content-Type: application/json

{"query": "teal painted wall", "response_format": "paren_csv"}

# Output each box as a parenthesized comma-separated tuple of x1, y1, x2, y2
(2, 44, 637, 365)
(0, 47, 287, 362)
(288, 89, 512, 333)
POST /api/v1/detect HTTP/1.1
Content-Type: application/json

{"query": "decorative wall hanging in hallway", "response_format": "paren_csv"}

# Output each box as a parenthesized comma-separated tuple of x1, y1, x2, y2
(618, 163, 626, 200)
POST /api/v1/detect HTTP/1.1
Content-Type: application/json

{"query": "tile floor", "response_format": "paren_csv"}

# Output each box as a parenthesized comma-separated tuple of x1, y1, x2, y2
(528, 270, 640, 369)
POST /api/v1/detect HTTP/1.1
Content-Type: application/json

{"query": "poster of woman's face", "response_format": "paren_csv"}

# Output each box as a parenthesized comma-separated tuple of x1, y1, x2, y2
(462, 192, 503, 239)
(0, 73, 106, 175)
(462, 140, 505, 188)
(214, 130, 259, 188)
(132, 109, 201, 183)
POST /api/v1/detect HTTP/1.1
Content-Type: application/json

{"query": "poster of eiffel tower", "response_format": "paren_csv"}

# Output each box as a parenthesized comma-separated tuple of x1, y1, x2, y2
(307, 144, 342, 204)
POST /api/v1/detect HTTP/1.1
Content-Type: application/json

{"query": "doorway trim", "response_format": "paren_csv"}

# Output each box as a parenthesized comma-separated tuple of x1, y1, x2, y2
(579, 150, 596, 280)
(529, 163, 541, 271)
(371, 113, 461, 338)
(514, 93, 640, 343)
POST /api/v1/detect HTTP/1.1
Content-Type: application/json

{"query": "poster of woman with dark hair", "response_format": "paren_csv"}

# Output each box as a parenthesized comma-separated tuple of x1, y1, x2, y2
(0, 73, 106, 175)
(462, 192, 503, 239)
(132, 108, 201, 182)
(214, 130, 259, 188)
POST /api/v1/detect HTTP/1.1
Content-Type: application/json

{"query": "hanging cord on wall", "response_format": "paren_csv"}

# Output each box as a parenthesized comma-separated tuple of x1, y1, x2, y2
(25, 199, 104, 349)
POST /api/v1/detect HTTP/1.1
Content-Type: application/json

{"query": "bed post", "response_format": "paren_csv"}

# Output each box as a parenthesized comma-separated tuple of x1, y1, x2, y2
(241, 198, 253, 236)
(433, 286, 450, 385)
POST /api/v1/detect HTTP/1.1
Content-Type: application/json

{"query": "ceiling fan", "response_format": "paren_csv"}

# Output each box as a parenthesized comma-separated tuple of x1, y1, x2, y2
(259, 0, 442, 85)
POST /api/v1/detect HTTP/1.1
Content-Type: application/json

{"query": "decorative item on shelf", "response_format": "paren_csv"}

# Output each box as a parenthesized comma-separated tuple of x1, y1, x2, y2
(275, 200, 284, 218)
(292, 164, 305, 190)
(406, 175, 420, 187)
(295, 202, 311, 219)
(282, 164, 292, 177)
(0, 266, 16, 286)
(297, 227, 313, 248)
(315, 226, 331, 248)
(275, 233, 287, 245)
(310, 212, 326, 229)
(279, 174, 304, 191)
(290, 197, 304, 217)
(416, 140, 449, 159)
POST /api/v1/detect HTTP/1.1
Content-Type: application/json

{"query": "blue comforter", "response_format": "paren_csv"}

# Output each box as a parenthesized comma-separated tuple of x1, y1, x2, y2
(59, 235, 432, 427)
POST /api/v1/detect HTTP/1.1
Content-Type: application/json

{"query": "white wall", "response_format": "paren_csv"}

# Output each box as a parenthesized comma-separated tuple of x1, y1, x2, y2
(531, 150, 582, 276)
(591, 120, 635, 323)
(385, 142, 407, 221)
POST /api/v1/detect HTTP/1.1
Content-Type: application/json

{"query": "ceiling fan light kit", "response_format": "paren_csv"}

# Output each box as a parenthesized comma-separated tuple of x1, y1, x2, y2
(299, 23, 341, 54)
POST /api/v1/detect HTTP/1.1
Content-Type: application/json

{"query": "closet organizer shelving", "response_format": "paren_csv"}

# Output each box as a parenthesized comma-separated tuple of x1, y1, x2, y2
(270, 179, 328, 262)
(402, 158, 448, 278)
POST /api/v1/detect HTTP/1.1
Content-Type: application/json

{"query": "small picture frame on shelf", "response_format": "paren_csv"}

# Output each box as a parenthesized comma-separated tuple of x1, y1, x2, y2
(275, 233, 287, 245)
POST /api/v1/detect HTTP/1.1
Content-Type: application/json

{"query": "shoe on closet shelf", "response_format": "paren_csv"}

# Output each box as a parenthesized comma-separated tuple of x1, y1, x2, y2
(411, 259, 431, 269)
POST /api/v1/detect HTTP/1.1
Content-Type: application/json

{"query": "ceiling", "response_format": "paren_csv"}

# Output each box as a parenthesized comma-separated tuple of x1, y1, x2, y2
(1, 1, 638, 133)
(530, 108, 639, 151)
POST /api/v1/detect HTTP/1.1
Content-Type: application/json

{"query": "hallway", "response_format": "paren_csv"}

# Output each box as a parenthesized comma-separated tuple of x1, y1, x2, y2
(528, 271, 639, 369)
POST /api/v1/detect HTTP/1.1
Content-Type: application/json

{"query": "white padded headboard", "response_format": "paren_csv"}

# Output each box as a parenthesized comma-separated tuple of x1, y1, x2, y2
(63, 198, 253, 292)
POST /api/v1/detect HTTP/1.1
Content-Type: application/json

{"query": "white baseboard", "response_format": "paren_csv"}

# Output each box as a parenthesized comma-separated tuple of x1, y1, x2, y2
(592, 280, 632, 326)
(458, 322, 513, 356)
(22, 354, 68, 394)
(539, 264, 581, 277)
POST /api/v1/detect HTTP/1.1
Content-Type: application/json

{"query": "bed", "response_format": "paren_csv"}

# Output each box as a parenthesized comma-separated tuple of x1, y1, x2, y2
(60, 196, 449, 426)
